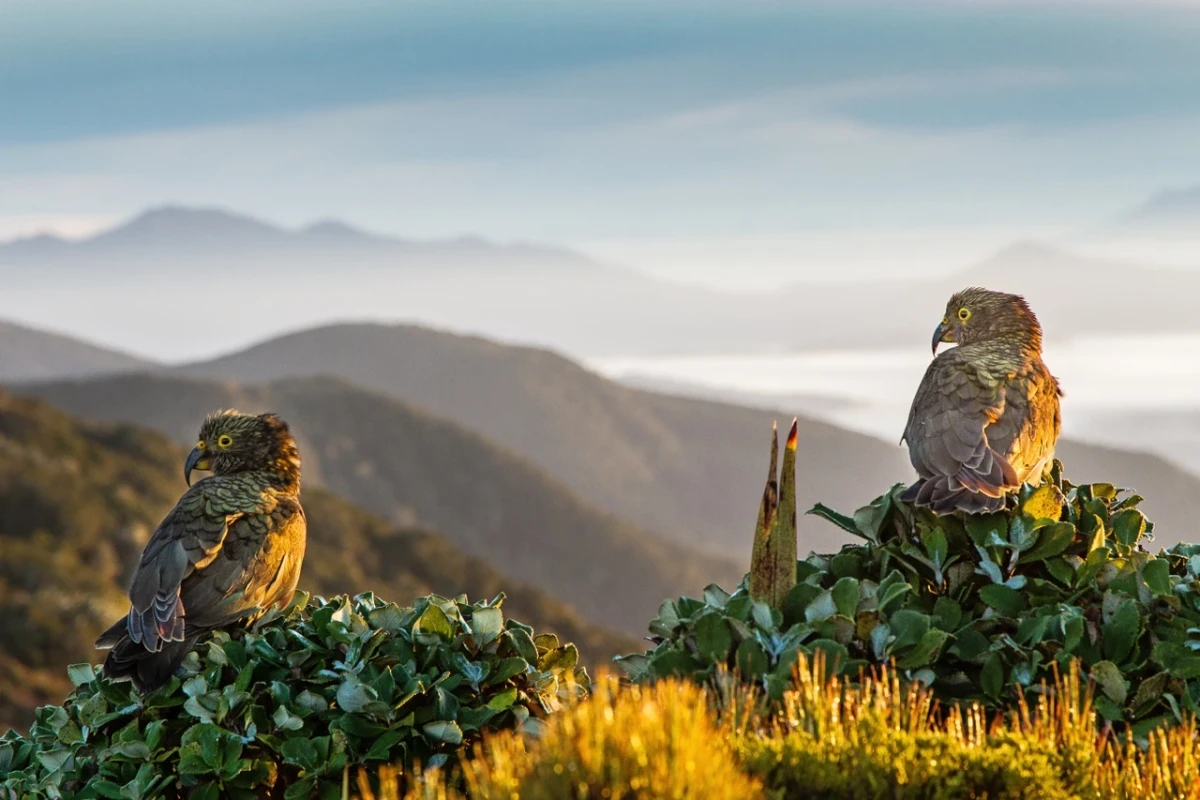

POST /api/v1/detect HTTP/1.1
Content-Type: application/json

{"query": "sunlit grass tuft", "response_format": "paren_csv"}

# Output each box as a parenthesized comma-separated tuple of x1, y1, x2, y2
(1094, 719, 1200, 800)
(736, 651, 1096, 798)
(358, 674, 760, 799)
(359, 653, 1200, 800)
(458, 675, 760, 800)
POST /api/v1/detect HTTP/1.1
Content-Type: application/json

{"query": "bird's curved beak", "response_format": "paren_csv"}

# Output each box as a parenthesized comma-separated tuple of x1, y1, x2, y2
(184, 446, 211, 487)
(931, 320, 954, 355)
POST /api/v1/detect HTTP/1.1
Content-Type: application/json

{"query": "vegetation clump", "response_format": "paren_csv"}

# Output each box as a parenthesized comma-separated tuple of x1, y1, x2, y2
(0, 592, 587, 799)
(619, 427, 1200, 738)
(453, 677, 758, 800)
(363, 656, 1200, 800)
(358, 675, 761, 800)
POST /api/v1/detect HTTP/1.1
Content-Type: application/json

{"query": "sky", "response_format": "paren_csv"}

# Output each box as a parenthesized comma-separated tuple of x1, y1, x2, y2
(2, 0, 1200, 286)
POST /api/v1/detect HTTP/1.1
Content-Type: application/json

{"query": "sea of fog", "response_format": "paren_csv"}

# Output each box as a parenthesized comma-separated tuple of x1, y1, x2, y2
(589, 332, 1200, 477)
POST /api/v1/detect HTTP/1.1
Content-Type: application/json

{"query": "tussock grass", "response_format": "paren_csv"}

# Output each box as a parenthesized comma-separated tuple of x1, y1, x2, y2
(360, 653, 1200, 800)
(359, 676, 759, 799)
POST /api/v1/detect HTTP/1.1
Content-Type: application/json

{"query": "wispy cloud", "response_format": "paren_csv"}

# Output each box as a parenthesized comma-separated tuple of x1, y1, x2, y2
(1, 0, 1198, 283)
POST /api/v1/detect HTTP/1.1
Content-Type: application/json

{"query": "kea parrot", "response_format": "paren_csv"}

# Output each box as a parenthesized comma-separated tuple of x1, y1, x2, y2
(95, 410, 307, 692)
(900, 287, 1062, 515)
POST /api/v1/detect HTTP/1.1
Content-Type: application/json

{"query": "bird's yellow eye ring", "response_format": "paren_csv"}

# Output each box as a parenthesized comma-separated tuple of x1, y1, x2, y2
(217, 434, 233, 449)
(957, 307, 971, 321)
(195, 440, 205, 451)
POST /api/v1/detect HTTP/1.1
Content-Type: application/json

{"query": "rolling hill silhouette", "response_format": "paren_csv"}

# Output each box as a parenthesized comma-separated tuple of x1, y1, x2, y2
(0, 319, 152, 381)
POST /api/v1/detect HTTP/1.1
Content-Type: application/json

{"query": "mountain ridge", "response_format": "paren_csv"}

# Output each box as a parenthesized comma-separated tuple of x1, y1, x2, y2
(0, 318, 156, 381)
(5, 203, 1200, 361)
(0, 205, 601, 267)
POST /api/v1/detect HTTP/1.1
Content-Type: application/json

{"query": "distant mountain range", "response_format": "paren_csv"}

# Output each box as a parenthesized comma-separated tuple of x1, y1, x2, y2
(2, 204, 1198, 362)
(0, 205, 594, 265)
(0, 390, 635, 730)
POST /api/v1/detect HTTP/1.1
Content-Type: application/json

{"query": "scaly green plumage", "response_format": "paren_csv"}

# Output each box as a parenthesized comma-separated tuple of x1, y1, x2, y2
(901, 288, 1063, 515)
(95, 410, 307, 692)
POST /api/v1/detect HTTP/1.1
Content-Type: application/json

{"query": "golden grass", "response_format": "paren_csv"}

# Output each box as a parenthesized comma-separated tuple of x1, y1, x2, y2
(357, 676, 760, 800)
(357, 654, 1200, 800)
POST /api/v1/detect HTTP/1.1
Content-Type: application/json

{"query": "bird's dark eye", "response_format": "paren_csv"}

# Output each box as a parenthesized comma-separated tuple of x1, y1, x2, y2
(195, 440, 205, 451)
(957, 307, 971, 321)
(217, 434, 234, 449)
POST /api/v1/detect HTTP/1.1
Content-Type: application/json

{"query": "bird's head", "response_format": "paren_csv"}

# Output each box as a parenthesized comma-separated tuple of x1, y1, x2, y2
(931, 287, 1043, 355)
(185, 410, 302, 488)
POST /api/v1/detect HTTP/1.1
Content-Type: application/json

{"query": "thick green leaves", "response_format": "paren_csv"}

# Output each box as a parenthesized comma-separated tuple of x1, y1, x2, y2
(1090, 661, 1128, 706)
(1103, 598, 1141, 665)
(965, 514, 1007, 549)
(1019, 523, 1076, 563)
(831, 578, 860, 619)
(2, 592, 589, 798)
(471, 607, 504, 647)
(981, 654, 1004, 698)
(932, 597, 962, 632)
(1110, 508, 1147, 547)
(421, 721, 463, 745)
(66, 664, 96, 688)
(617, 462, 1198, 731)
(695, 614, 733, 662)
(414, 603, 454, 642)
(805, 590, 838, 623)
(921, 527, 948, 578)
(897, 630, 950, 669)
(979, 585, 1026, 617)
(1022, 484, 1064, 522)
(889, 610, 930, 651)
(1142, 559, 1172, 598)
(807, 504, 860, 537)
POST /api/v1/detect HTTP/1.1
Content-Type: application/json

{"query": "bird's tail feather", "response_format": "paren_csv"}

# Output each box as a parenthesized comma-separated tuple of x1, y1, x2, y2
(902, 477, 1007, 515)
(94, 616, 128, 650)
(99, 626, 198, 694)
(958, 447, 1020, 497)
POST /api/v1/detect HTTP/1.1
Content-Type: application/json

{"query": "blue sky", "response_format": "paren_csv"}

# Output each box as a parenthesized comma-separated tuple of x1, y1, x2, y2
(2, 0, 1199, 284)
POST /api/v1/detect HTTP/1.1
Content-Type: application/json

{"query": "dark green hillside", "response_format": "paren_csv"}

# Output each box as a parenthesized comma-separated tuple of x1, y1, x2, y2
(0, 391, 635, 731)
(19, 373, 745, 637)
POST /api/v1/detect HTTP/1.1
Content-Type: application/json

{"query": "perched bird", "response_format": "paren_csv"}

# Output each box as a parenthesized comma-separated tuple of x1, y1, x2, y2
(95, 410, 307, 692)
(900, 287, 1062, 515)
